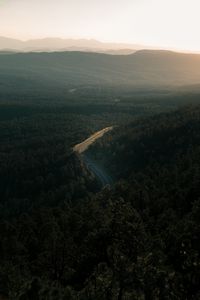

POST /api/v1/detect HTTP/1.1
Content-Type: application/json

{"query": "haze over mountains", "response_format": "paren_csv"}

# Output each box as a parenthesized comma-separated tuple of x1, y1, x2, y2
(0, 36, 146, 54)
(1, 50, 200, 100)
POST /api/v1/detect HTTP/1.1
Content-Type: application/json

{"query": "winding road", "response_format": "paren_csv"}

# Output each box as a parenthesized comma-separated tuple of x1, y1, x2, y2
(82, 154, 113, 186)
(73, 126, 113, 186)
(73, 126, 113, 154)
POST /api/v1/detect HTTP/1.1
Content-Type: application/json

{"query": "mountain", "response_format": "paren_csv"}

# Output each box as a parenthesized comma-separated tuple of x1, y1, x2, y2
(0, 36, 24, 50)
(0, 36, 144, 53)
(0, 50, 200, 99)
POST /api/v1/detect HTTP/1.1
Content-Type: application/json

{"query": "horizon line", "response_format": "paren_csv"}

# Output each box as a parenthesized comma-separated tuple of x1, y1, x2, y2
(0, 35, 200, 54)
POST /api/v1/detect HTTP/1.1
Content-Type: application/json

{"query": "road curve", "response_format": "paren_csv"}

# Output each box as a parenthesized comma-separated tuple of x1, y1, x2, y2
(73, 126, 113, 186)
(82, 154, 113, 186)
(73, 126, 113, 154)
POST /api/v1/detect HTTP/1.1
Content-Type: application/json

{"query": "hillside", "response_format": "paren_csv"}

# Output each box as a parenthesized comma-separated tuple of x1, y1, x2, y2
(0, 50, 200, 101)
(86, 105, 200, 179)
(83, 106, 200, 298)
(1, 105, 200, 298)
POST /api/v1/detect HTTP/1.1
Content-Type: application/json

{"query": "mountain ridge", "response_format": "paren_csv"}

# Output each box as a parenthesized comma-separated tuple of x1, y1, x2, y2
(1, 50, 200, 99)
(0, 36, 145, 53)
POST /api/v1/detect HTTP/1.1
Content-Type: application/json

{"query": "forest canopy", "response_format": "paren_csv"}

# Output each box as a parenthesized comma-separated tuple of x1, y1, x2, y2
(0, 93, 200, 299)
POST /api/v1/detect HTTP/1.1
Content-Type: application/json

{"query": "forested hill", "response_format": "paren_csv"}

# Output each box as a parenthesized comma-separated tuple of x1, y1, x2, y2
(1, 50, 200, 98)
(1, 104, 200, 298)
(87, 105, 200, 180)
(83, 105, 200, 298)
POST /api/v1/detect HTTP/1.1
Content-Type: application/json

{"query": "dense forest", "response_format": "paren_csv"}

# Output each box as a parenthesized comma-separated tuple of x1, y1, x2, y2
(0, 88, 200, 299)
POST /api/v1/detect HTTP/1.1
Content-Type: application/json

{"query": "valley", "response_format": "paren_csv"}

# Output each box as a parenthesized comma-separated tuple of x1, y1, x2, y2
(0, 50, 200, 299)
(1, 0, 200, 297)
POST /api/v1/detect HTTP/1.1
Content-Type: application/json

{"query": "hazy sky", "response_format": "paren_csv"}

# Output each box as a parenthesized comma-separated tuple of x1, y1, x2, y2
(0, 0, 200, 51)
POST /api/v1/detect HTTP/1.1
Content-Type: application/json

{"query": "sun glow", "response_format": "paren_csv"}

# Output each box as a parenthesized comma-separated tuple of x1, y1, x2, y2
(0, 0, 200, 51)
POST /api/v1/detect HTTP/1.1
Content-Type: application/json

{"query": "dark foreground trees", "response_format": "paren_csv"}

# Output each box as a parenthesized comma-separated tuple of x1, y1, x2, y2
(0, 104, 200, 299)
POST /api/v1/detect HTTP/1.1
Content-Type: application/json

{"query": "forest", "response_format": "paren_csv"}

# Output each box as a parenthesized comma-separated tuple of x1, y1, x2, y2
(0, 84, 200, 299)
(1, 51, 200, 101)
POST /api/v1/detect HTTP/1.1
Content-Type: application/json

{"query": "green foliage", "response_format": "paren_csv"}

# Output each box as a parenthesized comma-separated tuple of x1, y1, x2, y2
(0, 96, 200, 298)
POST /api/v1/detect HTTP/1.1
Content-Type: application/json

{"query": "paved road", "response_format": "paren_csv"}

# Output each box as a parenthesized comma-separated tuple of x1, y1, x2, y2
(73, 126, 113, 186)
(82, 154, 113, 186)
(73, 126, 113, 154)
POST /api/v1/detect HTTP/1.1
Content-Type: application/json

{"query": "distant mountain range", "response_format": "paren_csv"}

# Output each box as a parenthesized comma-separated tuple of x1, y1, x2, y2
(0, 36, 150, 54)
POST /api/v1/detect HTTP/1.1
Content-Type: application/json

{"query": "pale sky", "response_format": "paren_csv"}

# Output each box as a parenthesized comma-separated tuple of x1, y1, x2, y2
(0, 0, 200, 51)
